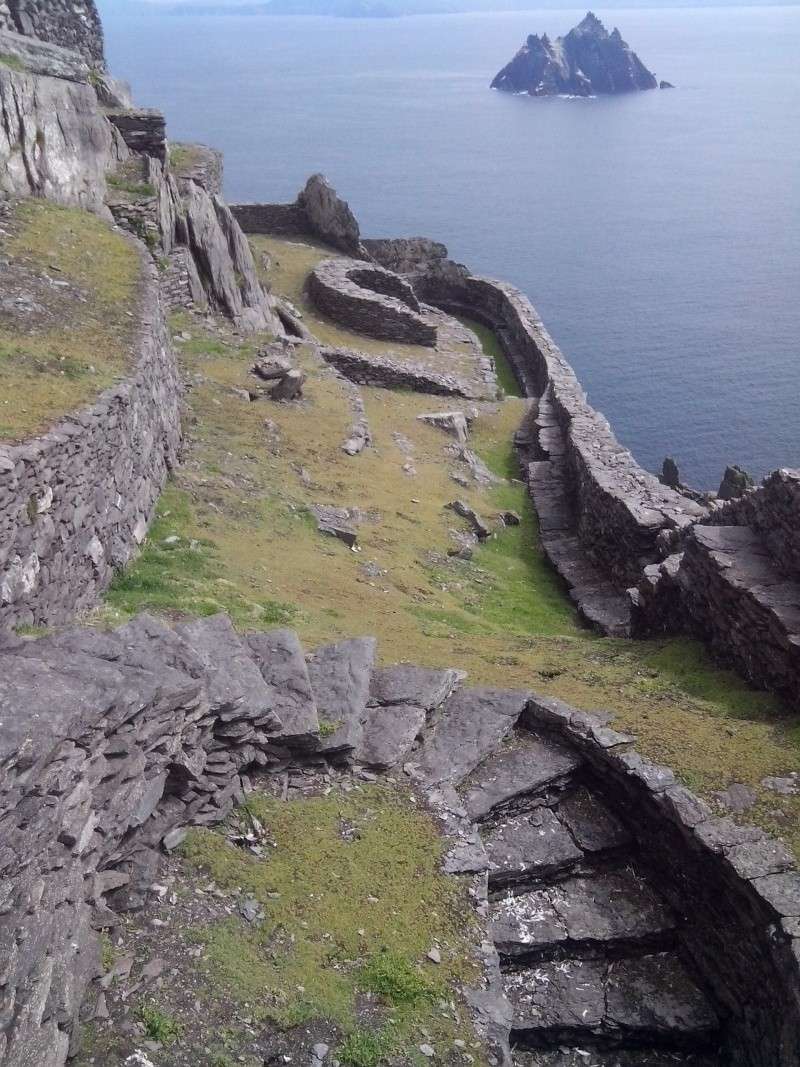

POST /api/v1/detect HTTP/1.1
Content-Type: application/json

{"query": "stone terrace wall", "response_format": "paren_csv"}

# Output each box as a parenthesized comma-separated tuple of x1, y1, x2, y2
(702, 468, 800, 578)
(230, 201, 312, 237)
(0, 251, 181, 630)
(526, 696, 800, 1067)
(0, 0, 104, 66)
(421, 268, 707, 585)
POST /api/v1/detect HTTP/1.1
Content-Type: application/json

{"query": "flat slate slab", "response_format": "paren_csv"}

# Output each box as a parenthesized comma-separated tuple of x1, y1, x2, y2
(174, 615, 281, 732)
(415, 687, 531, 787)
(490, 870, 674, 959)
(556, 787, 632, 853)
(484, 808, 584, 886)
(369, 664, 464, 710)
(515, 1049, 721, 1066)
(459, 730, 582, 822)
(306, 637, 376, 754)
(505, 952, 717, 1046)
(245, 629, 320, 749)
(355, 703, 427, 769)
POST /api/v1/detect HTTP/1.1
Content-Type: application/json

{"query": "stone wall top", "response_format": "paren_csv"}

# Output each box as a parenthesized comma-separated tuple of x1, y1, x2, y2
(0, 0, 104, 66)
(0, 243, 182, 629)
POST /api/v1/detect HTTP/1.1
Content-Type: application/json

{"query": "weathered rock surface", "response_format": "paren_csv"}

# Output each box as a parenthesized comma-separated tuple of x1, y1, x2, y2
(246, 629, 320, 749)
(416, 687, 531, 786)
(0, 64, 117, 211)
(491, 12, 658, 97)
(297, 173, 366, 256)
(306, 637, 376, 754)
(0, 621, 796, 1064)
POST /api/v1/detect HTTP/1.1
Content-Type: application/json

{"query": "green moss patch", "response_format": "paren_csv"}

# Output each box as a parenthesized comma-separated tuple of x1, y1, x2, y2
(181, 785, 481, 1053)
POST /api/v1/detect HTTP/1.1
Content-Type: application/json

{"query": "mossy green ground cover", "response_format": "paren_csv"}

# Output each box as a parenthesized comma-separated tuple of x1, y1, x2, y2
(183, 787, 480, 1054)
(99, 238, 799, 858)
(76, 782, 484, 1066)
(0, 199, 140, 440)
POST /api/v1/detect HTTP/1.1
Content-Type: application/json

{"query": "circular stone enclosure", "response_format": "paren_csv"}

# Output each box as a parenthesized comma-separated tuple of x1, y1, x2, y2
(307, 257, 437, 346)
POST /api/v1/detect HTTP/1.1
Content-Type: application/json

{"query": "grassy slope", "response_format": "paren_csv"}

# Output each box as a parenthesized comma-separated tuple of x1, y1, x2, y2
(0, 200, 140, 440)
(98, 238, 799, 858)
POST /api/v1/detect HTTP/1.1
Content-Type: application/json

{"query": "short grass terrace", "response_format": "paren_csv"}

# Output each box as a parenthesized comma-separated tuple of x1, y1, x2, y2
(76, 776, 485, 1067)
(94, 306, 800, 859)
(0, 198, 141, 440)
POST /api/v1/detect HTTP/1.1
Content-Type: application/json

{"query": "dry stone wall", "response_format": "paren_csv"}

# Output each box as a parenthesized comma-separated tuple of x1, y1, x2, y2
(0, 250, 182, 630)
(526, 695, 800, 1067)
(0, 0, 104, 66)
(0, 619, 797, 1065)
(419, 268, 707, 586)
(308, 258, 437, 346)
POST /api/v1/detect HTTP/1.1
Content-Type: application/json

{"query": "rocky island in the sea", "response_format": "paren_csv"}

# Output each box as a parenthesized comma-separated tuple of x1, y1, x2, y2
(491, 11, 661, 97)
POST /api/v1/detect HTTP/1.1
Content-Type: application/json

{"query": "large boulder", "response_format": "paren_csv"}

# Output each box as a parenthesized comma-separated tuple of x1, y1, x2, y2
(297, 174, 366, 257)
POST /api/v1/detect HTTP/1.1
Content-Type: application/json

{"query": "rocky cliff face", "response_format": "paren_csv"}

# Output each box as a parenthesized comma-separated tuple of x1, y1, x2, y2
(491, 11, 658, 97)
(0, 0, 104, 67)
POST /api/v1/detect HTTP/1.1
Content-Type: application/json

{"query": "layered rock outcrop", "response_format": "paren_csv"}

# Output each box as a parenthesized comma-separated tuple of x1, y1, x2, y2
(0, 46, 120, 212)
(232, 173, 368, 256)
(491, 12, 658, 97)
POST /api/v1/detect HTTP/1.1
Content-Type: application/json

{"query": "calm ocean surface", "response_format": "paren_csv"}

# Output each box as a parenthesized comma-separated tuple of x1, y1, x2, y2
(102, 5, 800, 488)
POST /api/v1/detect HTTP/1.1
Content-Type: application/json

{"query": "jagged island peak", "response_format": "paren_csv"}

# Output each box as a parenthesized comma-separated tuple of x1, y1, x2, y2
(491, 11, 664, 98)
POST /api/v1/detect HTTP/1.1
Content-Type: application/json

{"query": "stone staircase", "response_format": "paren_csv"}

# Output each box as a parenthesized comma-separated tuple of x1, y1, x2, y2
(2, 612, 791, 1064)
(514, 389, 632, 638)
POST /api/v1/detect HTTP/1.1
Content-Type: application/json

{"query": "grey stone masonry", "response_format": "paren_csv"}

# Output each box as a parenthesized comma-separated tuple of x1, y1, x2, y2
(318, 345, 483, 399)
(0, 245, 181, 630)
(308, 258, 438, 346)
(1, 0, 104, 67)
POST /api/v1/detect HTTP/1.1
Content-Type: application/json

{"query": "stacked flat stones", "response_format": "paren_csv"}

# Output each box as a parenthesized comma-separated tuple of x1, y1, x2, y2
(0, 614, 798, 1065)
(308, 258, 438, 346)
(633, 469, 800, 703)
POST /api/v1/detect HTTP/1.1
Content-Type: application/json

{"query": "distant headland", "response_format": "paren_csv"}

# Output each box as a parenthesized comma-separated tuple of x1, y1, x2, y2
(491, 12, 665, 97)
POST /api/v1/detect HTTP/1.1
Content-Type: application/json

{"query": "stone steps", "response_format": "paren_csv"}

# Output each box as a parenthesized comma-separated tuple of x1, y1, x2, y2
(519, 387, 632, 638)
(504, 951, 719, 1054)
(490, 868, 676, 962)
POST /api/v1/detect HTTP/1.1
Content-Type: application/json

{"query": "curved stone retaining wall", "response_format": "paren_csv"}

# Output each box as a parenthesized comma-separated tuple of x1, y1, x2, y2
(526, 696, 800, 1067)
(308, 257, 437, 346)
(419, 268, 707, 586)
(0, 250, 181, 630)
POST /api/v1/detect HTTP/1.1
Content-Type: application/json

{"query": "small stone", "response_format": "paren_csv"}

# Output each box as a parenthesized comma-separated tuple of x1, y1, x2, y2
(419, 1044, 435, 1058)
(427, 947, 442, 964)
(313, 1044, 330, 1060)
(162, 827, 188, 852)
